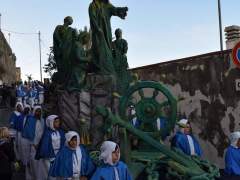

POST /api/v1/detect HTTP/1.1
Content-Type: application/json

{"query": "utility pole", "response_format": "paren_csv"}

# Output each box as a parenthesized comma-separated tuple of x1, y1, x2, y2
(217, 0, 223, 51)
(38, 31, 42, 82)
(0, 13, 1, 31)
(8, 33, 10, 45)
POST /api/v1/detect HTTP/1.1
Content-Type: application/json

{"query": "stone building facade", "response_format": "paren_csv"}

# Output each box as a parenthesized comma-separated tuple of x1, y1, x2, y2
(16, 67, 21, 82)
(0, 31, 16, 84)
(132, 49, 240, 168)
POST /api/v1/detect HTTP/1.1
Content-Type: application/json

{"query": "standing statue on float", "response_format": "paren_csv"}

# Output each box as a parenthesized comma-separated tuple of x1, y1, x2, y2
(113, 28, 130, 94)
(67, 31, 91, 91)
(53, 16, 77, 85)
(89, 0, 128, 75)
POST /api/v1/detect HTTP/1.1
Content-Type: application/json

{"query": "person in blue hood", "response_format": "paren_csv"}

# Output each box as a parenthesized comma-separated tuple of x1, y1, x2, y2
(9, 102, 23, 130)
(224, 131, 240, 178)
(22, 105, 44, 180)
(91, 141, 132, 180)
(171, 119, 202, 157)
(8, 102, 23, 160)
(18, 104, 31, 164)
(16, 83, 26, 104)
(49, 131, 95, 180)
(35, 115, 65, 180)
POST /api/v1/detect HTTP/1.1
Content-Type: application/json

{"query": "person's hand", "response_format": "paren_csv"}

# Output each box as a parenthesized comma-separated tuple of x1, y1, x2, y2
(14, 162, 21, 171)
(33, 144, 38, 150)
(80, 176, 88, 180)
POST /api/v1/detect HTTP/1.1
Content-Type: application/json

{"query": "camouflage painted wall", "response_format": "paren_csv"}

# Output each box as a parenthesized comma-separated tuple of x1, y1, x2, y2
(132, 50, 240, 168)
(0, 31, 16, 84)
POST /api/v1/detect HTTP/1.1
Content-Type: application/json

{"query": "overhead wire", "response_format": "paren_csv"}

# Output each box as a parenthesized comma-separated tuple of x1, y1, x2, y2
(1, 28, 38, 35)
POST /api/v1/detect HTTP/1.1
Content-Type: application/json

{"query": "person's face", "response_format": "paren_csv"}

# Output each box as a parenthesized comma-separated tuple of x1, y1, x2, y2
(184, 123, 191, 134)
(116, 30, 122, 39)
(24, 107, 30, 115)
(112, 147, 120, 164)
(237, 139, 240, 148)
(34, 108, 42, 119)
(68, 136, 78, 149)
(17, 105, 23, 112)
(101, 0, 109, 4)
(53, 118, 61, 129)
(65, 17, 73, 25)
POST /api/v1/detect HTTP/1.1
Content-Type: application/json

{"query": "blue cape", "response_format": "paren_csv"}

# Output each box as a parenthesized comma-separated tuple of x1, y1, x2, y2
(16, 85, 26, 97)
(9, 112, 21, 130)
(171, 132, 202, 156)
(91, 161, 132, 180)
(225, 145, 240, 176)
(35, 128, 65, 160)
(14, 113, 26, 132)
(49, 145, 95, 178)
(28, 89, 38, 98)
(21, 115, 37, 141)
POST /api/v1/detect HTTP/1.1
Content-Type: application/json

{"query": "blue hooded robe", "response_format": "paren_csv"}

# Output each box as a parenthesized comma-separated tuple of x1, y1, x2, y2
(171, 131, 202, 156)
(225, 145, 240, 176)
(16, 85, 26, 98)
(9, 112, 21, 129)
(14, 113, 27, 132)
(21, 115, 37, 141)
(49, 145, 95, 178)
(91, 161, 132, 180)
(35, 128, 65, 160)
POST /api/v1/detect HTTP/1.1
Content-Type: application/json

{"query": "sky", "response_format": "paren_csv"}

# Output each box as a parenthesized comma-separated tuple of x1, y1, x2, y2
(0, 0, 240, 81)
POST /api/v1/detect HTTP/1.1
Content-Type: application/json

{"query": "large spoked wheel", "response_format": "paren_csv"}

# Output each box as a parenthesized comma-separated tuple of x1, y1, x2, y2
(119, 81, 177, 138)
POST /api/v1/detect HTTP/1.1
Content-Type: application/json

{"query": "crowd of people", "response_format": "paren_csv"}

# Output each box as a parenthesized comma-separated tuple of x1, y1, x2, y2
(16, 81, 45, 108)
(0, 102, 132, 180)
(0, 100, 240, 179)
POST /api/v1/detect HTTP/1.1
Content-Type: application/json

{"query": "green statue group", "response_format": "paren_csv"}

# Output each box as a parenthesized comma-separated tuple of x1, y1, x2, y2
(53, 0, 130, 94)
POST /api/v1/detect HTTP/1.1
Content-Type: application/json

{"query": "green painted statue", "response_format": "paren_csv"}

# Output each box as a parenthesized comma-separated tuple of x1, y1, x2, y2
(113, 28, 130, 94)
(89, 0, 128, 75)
(67, 31, 91, 91)
(53, 16, 77, 84)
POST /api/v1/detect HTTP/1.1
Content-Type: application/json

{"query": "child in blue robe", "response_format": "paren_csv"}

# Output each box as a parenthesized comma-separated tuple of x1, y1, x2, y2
(171, 119, 202, 156)
(91, 141, 132, 180)
(22, 105, 44, 180)
(36, 84, 44, 105)
(36, 115, 65, 180)
(18, 105, 31, 164)
(224, 131, 240, 178)
(9, 102, 23, 130)
(16, 83, 26, 103)
(28, 87, 38, 108)
(9, 102, 23, 160)
(49, 131, 95, 180)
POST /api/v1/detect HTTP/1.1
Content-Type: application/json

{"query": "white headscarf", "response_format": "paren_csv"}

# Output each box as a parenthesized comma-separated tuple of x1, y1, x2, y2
(65, 131, 80, 149)
(230, 131, 240, 148)
(46, 115, 58, 131)
(176, 119, 189, 133)
(33, 105, 42, 114)
(24, 104, 31, 109)
(14, 102, 23, 116)
(100, 141, 120, 166)
(65, 131, 82, 177)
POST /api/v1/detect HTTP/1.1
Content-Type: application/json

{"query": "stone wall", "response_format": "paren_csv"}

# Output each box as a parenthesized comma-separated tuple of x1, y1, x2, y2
(0, 31, 16, 84)
(44, 74, 116, 148)
(132, 49, 240, 168)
